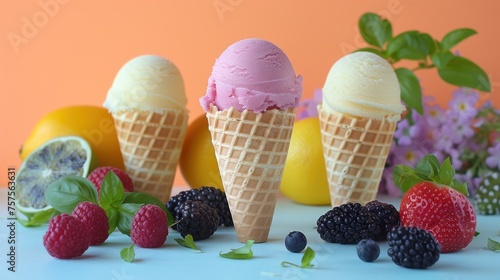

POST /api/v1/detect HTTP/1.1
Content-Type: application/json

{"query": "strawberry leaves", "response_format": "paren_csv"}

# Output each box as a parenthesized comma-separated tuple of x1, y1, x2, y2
(393, 154, 469, 196)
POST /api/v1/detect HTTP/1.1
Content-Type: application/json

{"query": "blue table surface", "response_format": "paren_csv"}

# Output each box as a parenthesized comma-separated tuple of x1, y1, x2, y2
(1, 187, 499, 280)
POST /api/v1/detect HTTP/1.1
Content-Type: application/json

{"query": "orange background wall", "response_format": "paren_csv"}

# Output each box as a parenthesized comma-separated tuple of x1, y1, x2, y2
(2, 0, 499, 188)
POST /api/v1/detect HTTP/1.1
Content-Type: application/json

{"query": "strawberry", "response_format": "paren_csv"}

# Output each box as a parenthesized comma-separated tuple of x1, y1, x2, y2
(393, 154, 477, 253)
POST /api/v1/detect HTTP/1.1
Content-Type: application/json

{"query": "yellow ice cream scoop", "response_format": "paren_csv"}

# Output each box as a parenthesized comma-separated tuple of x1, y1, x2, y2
(322, 51, 405, 120)
(104, 55, 187, 113)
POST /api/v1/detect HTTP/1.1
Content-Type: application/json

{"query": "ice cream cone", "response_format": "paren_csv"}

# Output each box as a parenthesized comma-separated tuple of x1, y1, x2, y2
(318, 105, 397, 207)
(206, 105, 295, 243)
(112, 109, 188, 202)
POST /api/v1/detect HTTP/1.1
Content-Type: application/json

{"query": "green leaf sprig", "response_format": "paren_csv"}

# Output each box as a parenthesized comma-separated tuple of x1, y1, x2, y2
(175, 234, 201, 252)
(393, 154, 468, 195)
(357, 12, 491, 115)
(219, 240, 254, 259)
(487, 238, 500, 252)
(120, 244, 135, 262)
(45, 171, 174, 235)
(281, 247, 315, 269)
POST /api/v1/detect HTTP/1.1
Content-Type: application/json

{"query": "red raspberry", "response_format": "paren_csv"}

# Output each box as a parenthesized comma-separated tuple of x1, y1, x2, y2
(87, 166, 134, 193)
(72, 201, 110, 245)
(131, 205, 169, 248)
(43, 214, 90, 259)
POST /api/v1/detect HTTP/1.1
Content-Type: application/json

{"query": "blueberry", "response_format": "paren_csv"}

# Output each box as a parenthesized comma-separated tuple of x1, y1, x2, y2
(356, 239, 380, 262)
(285, 231, 307, 253)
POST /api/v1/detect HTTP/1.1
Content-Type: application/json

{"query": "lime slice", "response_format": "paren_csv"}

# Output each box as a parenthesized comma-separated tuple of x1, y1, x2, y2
(16, 136, 97, 226)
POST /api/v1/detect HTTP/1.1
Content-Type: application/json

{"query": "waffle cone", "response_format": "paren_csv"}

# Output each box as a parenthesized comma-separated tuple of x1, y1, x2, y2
(112, 109, 188, 202)
(206, 105, 295, 243)
(318, 105, 397, 207)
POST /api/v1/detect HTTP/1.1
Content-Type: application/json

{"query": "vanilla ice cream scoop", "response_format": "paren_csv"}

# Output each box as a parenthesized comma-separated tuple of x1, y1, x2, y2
(322, 51, 405, 119)
(104, 55, 187, 113)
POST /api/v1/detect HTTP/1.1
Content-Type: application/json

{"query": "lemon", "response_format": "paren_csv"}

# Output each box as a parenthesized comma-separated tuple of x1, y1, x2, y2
(20, 105, 124, 169)
(281, 117, 330, 205)
(179, 114, 223, 190)
(16, 136, 97, 226)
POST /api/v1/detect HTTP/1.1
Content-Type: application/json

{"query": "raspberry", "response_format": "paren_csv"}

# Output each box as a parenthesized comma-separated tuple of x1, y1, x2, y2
(72, 201, 109, 245)
(175, 200, 219, 241)
(131, 204, 169, 248)
(87, 166, 134, 194)
(43, 214, 90, 259)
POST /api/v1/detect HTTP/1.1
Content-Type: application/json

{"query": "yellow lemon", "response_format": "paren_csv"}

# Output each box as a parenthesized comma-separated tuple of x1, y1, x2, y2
(179, 114, 223, 190)
(21, 105, 124, 170)
(281, 117, 330, 205)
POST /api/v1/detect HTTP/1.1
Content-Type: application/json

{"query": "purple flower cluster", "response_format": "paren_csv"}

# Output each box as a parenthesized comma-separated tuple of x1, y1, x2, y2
(297, 88, 500, 197)
(382, 88, 500, 196)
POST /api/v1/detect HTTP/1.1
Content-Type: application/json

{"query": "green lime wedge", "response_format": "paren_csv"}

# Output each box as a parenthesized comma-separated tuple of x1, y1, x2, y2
(16, 136, 97, 226)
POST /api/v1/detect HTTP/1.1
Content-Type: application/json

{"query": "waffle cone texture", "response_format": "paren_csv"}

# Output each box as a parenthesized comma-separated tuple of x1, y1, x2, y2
(113, 109, 188, 203)
(318, 105, 397, 207)
(206, 105, 295, 243)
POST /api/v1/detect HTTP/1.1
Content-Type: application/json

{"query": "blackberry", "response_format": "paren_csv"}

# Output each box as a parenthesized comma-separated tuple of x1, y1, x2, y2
(364, 200, 400, 240)
(316, 203, 382, 244)
(387, 226, 441, 269)
(166, 186, 233, 227)
(175, 200, 219, 241)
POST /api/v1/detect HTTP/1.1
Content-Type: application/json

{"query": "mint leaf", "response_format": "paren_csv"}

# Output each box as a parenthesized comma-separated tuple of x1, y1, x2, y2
(437, 55, 491, 92)
(395, 68, 423, 114)
(117, 203, 143, 236)
(120, 244, 135, 262)
(430, 51, 454, 68)
(387, 31, 427, 61)
(175, 234, 201, 252)
(219, 240, 254, 259)
(441, 28, 477, 51)
(281, 247, 315, 269)
(100, 171, 125, 209)
(45, 175, 98, 214)
(104, 207, 119, 235)
(359, 13, 392, 48)
(487, 238, 500, 252)
(123, 192, 174, 227)
(301, 247, 315, 268)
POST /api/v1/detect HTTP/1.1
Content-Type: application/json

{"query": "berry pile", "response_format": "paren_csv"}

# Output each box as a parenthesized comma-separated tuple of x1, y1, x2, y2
(316, 201, 399, 244)
(167, 186, 233, 227)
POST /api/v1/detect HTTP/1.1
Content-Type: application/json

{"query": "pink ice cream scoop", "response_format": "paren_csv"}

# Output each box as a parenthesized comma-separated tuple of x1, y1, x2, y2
(200, 38, 302, 113)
